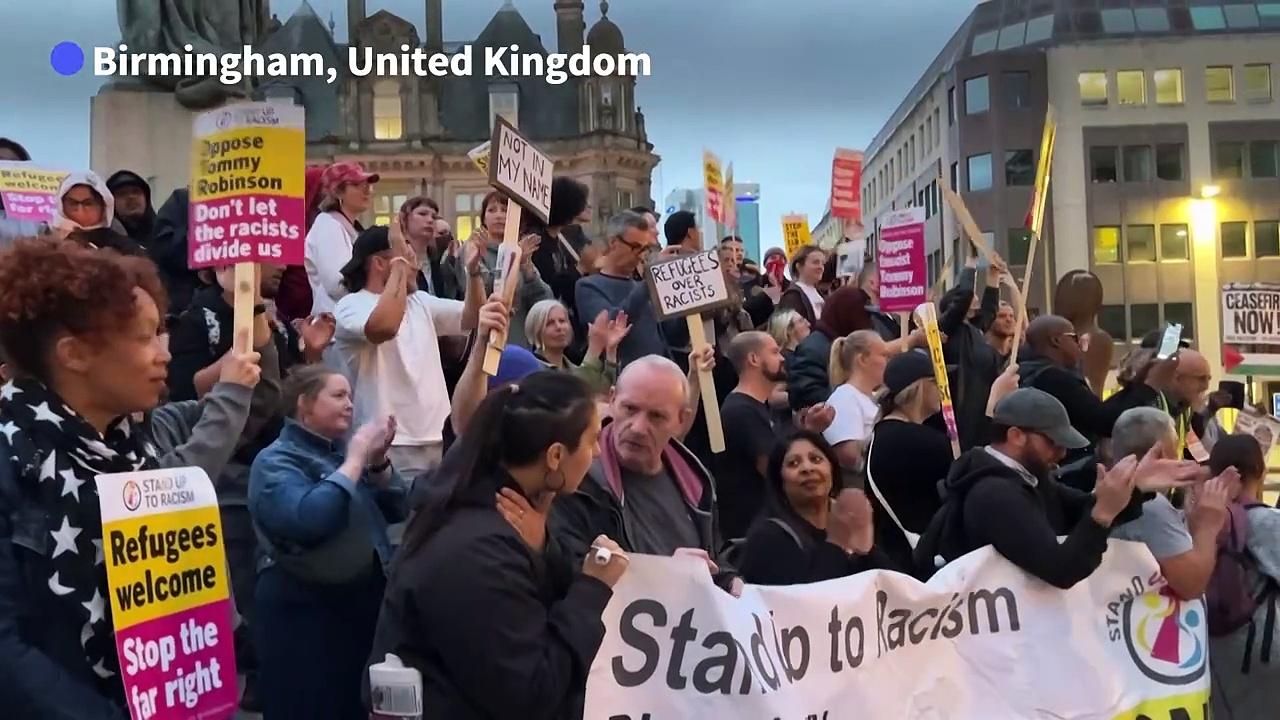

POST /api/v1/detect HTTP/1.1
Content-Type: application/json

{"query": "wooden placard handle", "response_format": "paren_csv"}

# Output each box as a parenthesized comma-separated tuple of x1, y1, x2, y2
(482, 200, 524, 376)
(686, 313, 725, 454)
(233, 263, 256, 354)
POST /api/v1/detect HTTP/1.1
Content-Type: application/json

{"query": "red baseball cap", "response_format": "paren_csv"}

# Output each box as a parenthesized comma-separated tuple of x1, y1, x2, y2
(321, 162, 379, 195)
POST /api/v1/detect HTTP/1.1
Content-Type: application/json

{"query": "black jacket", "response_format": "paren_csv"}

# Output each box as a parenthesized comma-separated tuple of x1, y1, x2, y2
(939, 447, 1136, 589)
(149, 188, 202, 315)
(68, 227, 145, 258)
(366, 474, 611, 720)
(785, 329, 834, 411)
(1017, 351, 1157, 448)
(547, 441, 741, 592)
(938, 281, 1001, 451)
(104, 170, 155, 248)
(739, 514, 894, 585)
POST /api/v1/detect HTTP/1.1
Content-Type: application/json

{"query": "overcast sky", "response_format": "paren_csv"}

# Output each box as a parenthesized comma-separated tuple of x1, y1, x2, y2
(1, 0, 975, 252)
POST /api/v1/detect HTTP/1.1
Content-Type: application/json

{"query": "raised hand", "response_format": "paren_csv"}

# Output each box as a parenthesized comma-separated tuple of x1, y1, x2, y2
(582, 535, 630, 588)
(799, 402, 836, 434)
(828, 489, 875, 554)
(1132, 445, 1203, 493)
(219, 329, 262, 388)
(1092, 455, 1138, 526)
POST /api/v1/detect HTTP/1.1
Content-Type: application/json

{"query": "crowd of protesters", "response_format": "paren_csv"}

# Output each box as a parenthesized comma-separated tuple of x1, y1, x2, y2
(0, 135, 1278, 720)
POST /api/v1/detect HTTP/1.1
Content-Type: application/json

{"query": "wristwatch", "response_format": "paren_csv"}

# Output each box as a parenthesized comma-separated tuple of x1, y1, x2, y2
(253, 303, 267, 315)
(369, 458, 392, 473)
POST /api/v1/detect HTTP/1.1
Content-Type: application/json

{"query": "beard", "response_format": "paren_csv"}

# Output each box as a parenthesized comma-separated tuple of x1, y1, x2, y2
(763, 366, 788, 383)
(1022, 454, 1055, 483)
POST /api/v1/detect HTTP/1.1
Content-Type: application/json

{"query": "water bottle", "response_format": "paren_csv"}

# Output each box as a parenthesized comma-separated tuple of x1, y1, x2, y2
(369, 653, 423, 720)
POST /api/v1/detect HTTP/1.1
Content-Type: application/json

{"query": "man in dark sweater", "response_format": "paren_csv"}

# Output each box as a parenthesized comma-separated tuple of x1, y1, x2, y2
(938, 258, 1004, 450)
(574, 210, 683, 368)
(930, 388, 1142, 588)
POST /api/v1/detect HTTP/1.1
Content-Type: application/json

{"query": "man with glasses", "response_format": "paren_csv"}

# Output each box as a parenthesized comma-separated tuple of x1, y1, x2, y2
(926, 389, 1151, 588)
(575, 210, 682, 368)
(1018, 314, 1160, 460)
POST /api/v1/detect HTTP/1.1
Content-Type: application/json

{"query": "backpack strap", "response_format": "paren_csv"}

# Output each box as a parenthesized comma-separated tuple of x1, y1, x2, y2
(767, 517, 805, 550)
(865, 434, 921, 549)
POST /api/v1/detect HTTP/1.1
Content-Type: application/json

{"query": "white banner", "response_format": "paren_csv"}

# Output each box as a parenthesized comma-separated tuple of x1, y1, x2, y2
(1222, 283, 1280, 345)
(585, 543, 1209, 719)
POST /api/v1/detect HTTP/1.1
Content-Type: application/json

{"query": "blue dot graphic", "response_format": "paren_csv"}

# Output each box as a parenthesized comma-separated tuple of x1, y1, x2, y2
(50, 42, 85, 76)
(1184, 609, 1200, 628)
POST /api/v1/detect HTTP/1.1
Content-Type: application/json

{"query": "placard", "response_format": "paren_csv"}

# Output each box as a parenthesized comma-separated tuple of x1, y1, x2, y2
(1233, 407, 1280, 457)
(96, 467, 238, 720)
(877, 207, 927, 313)
(467, 140, 491, 176)
(918, 301, 960, 458)
(486, 117, 552, 224)
(585, 543, 1209, 719)
(830, 148, 863, 222)
(0, 161, 69, 223)
(703, 150, 725, 225)
(188, 102, 305, 268)
(645, 248, 733, 321)
(781, 213, 811, 259)
(1222, 283, 1280, 345)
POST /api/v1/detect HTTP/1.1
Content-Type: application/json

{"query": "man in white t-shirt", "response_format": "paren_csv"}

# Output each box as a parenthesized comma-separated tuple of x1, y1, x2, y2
(335, 224, 483, 480)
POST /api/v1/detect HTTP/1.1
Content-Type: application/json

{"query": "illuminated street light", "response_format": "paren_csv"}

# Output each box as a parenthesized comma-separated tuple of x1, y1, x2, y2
(1200, 185, 1221, 199)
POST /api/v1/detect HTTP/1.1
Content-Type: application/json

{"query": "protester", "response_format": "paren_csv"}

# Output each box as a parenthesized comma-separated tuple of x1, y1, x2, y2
(305, 161, 378, 315)
(721, 234, 746, 268)
(824, 329, 889, 472)
(917, 388, 1147, 587)
(662, 209, 700, 253)
(718, 332, 831, 540)
(524, 299, 627, 394)
(864, 351, 954, 568)
(938, 257, 1004, 450)
(987, 301, 1017, 357)
(549, 355, 743, 595)
(458, 190, 553, 348)
(0, 239, 170, 717)
(1109, 407, 1230, 600)
(248, 366, 407, 720)
(0, 137, 46, 245)
(575, 211, 681, 367)
(48, 171, 144, 256)
(1018, 314, 1159, 450)
(148, 187, 202, 315)
(631, 205, 661, 247)
(739, 431, 892, 584)
(777, 245, 827, 325)
(786, 285, 873, 411)
(334, 223, 483, 480)
(1207, 434, 1280, 719)
(104, 170, 155, 248)
(400, 196, 462, 300)
(531, 177, 592, 323)
(1143, 345, 1212, 459)
(275, 165, 327, 324)
(768, 308, 811, 355)
(365, 371, 625, 720)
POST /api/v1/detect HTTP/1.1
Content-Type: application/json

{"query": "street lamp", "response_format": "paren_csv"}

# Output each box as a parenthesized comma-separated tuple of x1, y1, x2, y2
(1201, 184, 1221, 199)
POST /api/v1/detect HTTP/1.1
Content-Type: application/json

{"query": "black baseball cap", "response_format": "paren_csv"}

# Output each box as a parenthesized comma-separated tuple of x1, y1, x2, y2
(992, 388, 1090, 449)
(883, 350, 938, 398)
(339, 226, 392, 285)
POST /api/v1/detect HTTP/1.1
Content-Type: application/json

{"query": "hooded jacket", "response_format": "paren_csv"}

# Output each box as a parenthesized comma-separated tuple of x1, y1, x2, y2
(933, 447, 1113, 588)
(49, 172, 144, 257)
(547, 422, 740, 591)
(1017, 349, 1157, 448)
(149, 188, 202, 314)
(104, 170, 155, 246)
(938, 279, 1001, 450)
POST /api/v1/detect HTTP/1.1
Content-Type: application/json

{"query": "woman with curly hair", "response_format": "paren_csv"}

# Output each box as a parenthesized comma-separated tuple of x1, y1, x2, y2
(0, 239, 171, 718)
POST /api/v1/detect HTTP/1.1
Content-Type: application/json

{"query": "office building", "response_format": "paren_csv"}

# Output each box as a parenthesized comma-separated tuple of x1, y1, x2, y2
(663, 182, 762, 257)
(859, 0, 1279, 383)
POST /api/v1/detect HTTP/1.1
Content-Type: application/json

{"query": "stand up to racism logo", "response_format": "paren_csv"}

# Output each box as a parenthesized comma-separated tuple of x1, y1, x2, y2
(1121, 586, 1206, 685)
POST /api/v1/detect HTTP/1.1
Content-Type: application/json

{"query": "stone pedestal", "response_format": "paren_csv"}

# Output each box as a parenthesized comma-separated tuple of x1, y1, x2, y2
(90, 83, 200, 202)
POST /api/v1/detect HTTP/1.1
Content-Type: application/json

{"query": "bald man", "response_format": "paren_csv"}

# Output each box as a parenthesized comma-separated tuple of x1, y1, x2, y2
(549, 354, 743, 595)
(1017, 314, 1161, 461)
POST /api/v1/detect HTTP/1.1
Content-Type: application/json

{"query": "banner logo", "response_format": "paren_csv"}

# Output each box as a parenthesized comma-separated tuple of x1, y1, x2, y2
(122, 480, 142, 512)
(1121, 587, 1206, 685)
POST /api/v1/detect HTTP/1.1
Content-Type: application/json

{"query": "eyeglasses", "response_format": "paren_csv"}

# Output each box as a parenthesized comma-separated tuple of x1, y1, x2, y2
(62, 196, 104, 211)
(1060, 332, 1080, 344)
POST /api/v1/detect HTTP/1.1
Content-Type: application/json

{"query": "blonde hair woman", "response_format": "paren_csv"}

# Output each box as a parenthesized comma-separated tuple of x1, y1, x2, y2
(823, 329, 889, 471)
(524, 299, 629, 394)
(767, 309, 811, 353)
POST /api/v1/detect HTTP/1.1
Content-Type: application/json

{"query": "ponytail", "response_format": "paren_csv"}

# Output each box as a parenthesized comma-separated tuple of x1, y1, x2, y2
(829, 337, 850, 388)
(828, 329, 881, 389)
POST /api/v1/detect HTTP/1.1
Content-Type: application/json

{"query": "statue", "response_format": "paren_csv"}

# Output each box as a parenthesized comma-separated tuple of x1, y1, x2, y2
(1054, 269, 1113, 397)
(117, 0, 272, 109)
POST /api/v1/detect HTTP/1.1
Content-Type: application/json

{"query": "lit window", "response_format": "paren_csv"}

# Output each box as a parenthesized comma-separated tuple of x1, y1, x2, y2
(1243, 64, 1273, 100)
(489, 83, 519, 131)
(1135, 7, 1170, 32)
(1160, 225, 1189, 260)
(1131, 304, 1160, 339)
(1256, 221, 1280, 258)
(1190, 6, 1226, 30)
(1206, 66, 1234, 102)
(1079, 71, 1108, 106)
(1252, 141, 1279, 178)
(1224, 4, 1260, 28)
(965, 75, 990, 114)
(1005, 71, 1032, 109)
(1094, 226, 1121, 263)
(373, 80, 403, 140)
(968, 153, 993, 191)
(1126, 225, 1156, 262)
(1090, 146, 1118, 183)
(1117, 70, 1146, 105)
(1025, 14, 1054, 43)
(455, 192, 485, 240)
(971, 30, 998, 55)
(1123, 146, 1152, 182)
(1102, 8, 1136, 33)
(1216, 142, 1245, 178)
(1005, 149, 1035, 186)
(1154, 69, 1184, 104)
(1157, 144, 1184, 180)
(373, 193, 407, 227)
(1222, 222, 1249, 258)
(998, 22, 1026, 50)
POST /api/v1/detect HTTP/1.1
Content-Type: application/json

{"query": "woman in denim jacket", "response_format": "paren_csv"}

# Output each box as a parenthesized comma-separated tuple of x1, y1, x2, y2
(248, 364, 407, 720)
